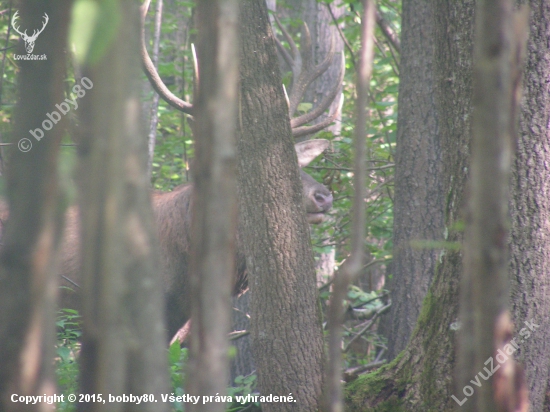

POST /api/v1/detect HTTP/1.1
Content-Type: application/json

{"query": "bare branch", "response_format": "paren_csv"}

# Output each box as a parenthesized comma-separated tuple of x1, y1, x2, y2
(375, 9, 400, 53)
(326, 2, 357, 69)
(324, 0, 376, 410)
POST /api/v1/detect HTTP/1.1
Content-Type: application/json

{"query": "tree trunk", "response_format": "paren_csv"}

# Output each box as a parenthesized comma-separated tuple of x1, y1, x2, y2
(76, 2, 170, 409)
(338, 0, 550, 409)
(509, 0, 550, 409)
(187, 1, 239, 411)
(378, 0, 443, 361)
(457, 0, 528, 409)
(0, 2, 71, 410)
(345, 0, 475, 409)
(230, 0, 345, 381)
(237, 1, 325, 410)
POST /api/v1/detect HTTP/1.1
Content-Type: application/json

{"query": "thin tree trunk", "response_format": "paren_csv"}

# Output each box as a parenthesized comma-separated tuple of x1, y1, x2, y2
(186, 1, 239, 411)
(77, 2, 170, 410)
(0, 2, 71, 409)
(457, 1, 529, 410)
(146, 0, 163, 177)
(0, 2, 70, 410)
(325, 2, 375, 411)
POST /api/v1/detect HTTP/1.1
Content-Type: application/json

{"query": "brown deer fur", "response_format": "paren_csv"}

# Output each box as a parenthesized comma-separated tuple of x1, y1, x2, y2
(0, 140, 332, 340)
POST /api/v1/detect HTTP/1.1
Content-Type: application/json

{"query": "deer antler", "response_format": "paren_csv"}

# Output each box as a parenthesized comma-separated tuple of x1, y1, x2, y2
(274, 16, 344, 137)
(140, 0, 193, 114)
(11, 11, 49, 40)
(140, 5, 344, 137)
(11, 11, 24, 38)
(12, 11, 49, 54)
(32, 13, 49, 39)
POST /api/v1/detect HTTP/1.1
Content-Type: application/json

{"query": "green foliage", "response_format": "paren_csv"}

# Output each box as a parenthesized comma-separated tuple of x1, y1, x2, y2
(168, 342, 188, 411)
(288, 0, 400, 369)
(55, 309, 81, 412)
(0, 5, 21, 146)
(300, 1, 399, 275)
(145, 0, 196, 190)
(227, 374, 260, 411)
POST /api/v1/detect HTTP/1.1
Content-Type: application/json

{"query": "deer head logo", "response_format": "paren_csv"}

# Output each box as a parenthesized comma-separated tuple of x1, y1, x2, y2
(11, 11, 49, 54)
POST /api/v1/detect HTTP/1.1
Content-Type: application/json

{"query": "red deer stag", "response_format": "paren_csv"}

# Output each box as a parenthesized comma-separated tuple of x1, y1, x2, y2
(0, 8, 344, 342)
(135, 5, 344, 339)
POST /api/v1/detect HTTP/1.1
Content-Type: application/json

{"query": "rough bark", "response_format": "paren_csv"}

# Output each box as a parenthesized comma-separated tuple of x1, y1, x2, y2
(237, 1, 325, 410)
(379, 0, 443, 361)
(187, 1, 239, 411)
(230, 0, 345, 381)
(509, 0, 550, 410)
(230, 291, 254, 382)
(345, 0, 475, 409)
(0, 2, 70, 410)
(76, 2, 170, 410)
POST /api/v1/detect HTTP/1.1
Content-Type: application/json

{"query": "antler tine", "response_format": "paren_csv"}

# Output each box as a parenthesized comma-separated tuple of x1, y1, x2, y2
(291, 51, 344, 130)
(306, 27, 336, 83)
(292, 96, 342, 138)
(140, 0, 193, 114)
(274, 36, 294, 71)
(273, 15, 298, 61)
(11, 11, 24, 36)
(292, 108, 340, 137)
(287, 25, 337, 119)
(287, 22, 317, 117)
(34, 13, 49, 36)
(292, 53, 344, 137)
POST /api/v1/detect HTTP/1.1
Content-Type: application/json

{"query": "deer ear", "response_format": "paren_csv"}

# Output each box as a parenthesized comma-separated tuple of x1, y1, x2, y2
(295, 139, 330, 167)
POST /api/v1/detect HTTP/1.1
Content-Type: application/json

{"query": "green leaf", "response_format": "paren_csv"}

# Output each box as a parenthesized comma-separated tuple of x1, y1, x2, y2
(56, 346, 71, 362)
(168, 341, 182, 363)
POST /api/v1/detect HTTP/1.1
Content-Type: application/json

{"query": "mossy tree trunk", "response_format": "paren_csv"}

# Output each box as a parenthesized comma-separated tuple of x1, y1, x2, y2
(345, 0, 475, 409)
(378, 0, 444, 361)
(347, 0, 550, 410)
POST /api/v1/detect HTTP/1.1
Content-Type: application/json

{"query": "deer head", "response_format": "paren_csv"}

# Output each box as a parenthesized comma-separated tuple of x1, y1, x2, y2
(12, 11, 49, 54)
